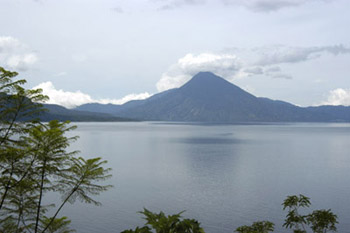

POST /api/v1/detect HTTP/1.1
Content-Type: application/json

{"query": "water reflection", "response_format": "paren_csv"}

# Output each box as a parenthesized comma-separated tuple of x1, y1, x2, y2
(173, 137, 242, 144)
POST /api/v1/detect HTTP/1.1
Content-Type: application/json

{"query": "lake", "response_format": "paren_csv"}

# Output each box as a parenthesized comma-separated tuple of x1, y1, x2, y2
(58, 122, 350, 232)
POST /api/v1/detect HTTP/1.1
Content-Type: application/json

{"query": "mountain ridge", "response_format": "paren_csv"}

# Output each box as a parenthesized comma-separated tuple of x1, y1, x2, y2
(39, 104, 134, 122)
(75, 72, 350, 123)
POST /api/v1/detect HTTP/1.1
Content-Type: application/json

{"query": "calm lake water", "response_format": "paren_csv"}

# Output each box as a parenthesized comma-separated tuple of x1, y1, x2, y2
(58, 122, 350, 232)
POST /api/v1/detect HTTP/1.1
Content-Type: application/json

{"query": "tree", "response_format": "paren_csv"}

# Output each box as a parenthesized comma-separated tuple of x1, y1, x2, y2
(282, 195, 338, 233)
(235, 194, 338, 233)
(235, 221, 274, 233)
(0, 67, 47, 212)
(122, 208, 205, 233)
(0, 67, 112, 232)
(282, 194, 311, 232)
(306, 209, 338, 233)
(40, 216, 76, 233)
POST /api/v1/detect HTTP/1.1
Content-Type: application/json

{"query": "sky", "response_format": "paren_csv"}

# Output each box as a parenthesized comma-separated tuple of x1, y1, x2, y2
(0, 0, 349, 108)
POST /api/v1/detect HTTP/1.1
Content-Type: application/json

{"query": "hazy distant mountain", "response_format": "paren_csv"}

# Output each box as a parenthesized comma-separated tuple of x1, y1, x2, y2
(39, 104, 133, 122)
(75, 72, 350, 123)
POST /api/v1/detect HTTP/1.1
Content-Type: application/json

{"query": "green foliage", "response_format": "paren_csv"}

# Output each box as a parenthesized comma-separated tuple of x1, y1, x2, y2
(40, 216, 76, 233)
(0, 67, 47, 145)
(306, 209, 338, 233)
(236, 194, 338, 233)
(122, 208, 205, 233)
(282, 195, 338, 233)
(0, 67, 112, 233)
(64, 157, 113, 205)
(282, 194, 311, 232)
(235, 221, 274, 233)
(122, 226, 152, 233)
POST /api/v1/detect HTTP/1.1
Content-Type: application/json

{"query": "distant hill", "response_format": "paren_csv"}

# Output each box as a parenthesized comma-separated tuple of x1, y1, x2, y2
(39, 104, 133, 122)
(75, 72, 350, 123)
(2, 93, 133, 122)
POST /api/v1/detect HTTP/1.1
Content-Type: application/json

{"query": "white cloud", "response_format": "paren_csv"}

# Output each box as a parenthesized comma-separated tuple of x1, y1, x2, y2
(71, 53, 87, 63)
(254, 45, 350, 65)
(33, 81, 151, 109)
(157, 0, 206, 10)
(7, 54, 37, 70)
(156, 53, 242, 91)
(156, 0, 329, 12)
(223, 0, 329, 12)
(111, 6, 124, 13)
(265, 66, 281, 73)
(157, 45, 350, 91)
(270, 73, 292, 79)
(321, 88, 350, 106)
(97, 92, 152, 105)
(33, 82, 94, 108)
(0, 36, 22, 52)
(53, 71, 67, 77)
(242, 66, 263, 75)
(0, 36, 38, 71)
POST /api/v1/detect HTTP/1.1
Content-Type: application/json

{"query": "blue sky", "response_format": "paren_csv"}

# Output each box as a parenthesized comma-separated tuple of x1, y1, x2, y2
(1, 0, 349, 108)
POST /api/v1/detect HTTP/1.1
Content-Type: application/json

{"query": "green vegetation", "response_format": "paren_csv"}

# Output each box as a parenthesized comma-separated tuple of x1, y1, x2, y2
(0, 67, 112, 232)
(124, 195, 337, 233)
(235, 194, 338, 233)
(235, 221, 275, 233)
(281, 194, 338, 233)
(122, 208, 205, 233)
